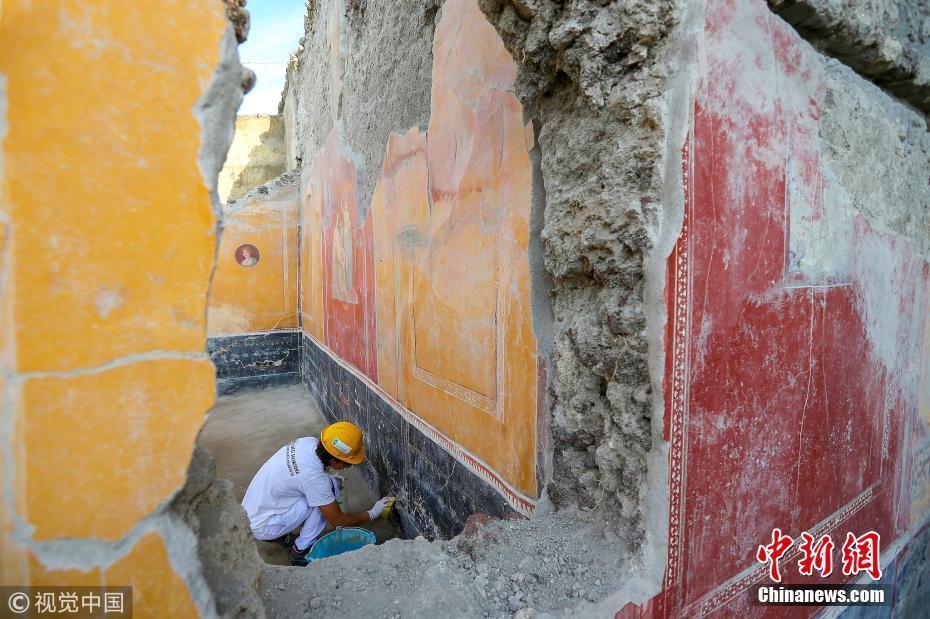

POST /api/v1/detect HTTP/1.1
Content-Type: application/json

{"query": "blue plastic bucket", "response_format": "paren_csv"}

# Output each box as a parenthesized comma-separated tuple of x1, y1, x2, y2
(305, 527, 376, 564)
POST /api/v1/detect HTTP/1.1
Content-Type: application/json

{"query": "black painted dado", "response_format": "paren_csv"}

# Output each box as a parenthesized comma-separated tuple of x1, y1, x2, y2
(209, 328, 520, 538)
(300, 332, 516, 541)
(208, 331, 301, 395)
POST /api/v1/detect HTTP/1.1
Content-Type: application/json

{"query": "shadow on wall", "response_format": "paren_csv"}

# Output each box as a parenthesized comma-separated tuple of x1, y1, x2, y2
(219, 114, 287, 203)
(227, 128, 286, 200)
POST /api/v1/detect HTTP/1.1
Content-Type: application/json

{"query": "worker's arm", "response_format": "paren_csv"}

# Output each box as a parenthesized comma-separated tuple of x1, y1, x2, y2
(319, 502, 371, 527)
(318, 496, 392, 527)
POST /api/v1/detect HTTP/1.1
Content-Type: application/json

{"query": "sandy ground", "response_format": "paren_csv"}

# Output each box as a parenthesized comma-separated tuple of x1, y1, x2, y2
(198, 384, 402, 566)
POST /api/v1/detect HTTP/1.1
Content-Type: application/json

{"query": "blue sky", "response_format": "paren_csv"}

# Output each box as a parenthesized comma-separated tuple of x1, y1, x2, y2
(238, 0, 306, 115)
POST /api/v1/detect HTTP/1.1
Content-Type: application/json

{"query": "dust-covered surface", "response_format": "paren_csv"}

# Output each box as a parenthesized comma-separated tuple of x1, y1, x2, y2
(175, 423, 636, 618)
(259, 509, 632, 618)
(171, 446, 268, 618)
(768, 0, 930, 114)
(226, 168, 300, 208)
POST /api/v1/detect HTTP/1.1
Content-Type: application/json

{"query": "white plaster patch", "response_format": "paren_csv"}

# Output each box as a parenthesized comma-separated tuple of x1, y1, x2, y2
(784, 152, 853, 286)
(851, 218, 927, 392)
(94, 286, 125, 318)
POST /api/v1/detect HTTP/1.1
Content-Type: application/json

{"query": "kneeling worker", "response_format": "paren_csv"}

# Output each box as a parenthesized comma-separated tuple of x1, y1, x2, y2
(241, 421, 393, 565)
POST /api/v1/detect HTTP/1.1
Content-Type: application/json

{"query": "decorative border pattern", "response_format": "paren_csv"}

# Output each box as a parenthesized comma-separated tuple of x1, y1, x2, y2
(408, 272, 507, 420)
(412, 366, 496, 414)
(306, 331, 537, 516)
(664, 120, 695, 607)
(682, 485, 877, 617)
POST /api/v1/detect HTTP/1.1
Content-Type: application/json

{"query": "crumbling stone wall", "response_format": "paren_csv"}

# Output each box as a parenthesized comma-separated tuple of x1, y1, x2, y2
(476, 2, 930, 616)
(768, 0, 930, 114)
(477, 0, 687, 551)
(218, 114, 287, 203)
(282, 0, 439, 214)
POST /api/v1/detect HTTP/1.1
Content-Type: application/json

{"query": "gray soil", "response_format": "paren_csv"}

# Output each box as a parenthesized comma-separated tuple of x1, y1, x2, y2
(260, 509, 630, 618)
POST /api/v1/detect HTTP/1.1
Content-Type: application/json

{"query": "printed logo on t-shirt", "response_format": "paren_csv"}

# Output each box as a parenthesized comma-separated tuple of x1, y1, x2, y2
(331, 437, 352, 455)
(285, 440, 300, 476)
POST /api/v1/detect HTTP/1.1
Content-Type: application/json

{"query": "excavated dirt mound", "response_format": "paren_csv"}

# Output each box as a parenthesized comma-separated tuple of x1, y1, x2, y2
(260, 509, 631, 618)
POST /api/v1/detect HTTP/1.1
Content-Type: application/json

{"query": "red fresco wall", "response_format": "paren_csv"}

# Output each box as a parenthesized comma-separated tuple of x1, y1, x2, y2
(624, 1, 930, 617)
(316, 130, 378, 383)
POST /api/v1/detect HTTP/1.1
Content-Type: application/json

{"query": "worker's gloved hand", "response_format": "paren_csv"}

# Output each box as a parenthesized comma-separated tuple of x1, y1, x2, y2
(368, 496, 393, 520)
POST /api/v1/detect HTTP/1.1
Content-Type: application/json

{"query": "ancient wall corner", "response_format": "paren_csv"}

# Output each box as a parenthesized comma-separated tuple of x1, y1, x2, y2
(207, 170, 302, 395)
(476, 2, 696, 598)
(767, 0, 930, 115)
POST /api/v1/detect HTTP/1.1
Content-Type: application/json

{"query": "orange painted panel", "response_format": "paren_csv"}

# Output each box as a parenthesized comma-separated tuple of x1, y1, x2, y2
(105, 533, 198, 618)
(0, 0, 227, 600)
(18, 359, 215, 540)
(376, 0, 536, 494)
(0, 0, 225, 373)
(372, 129, 431, 400)
(22, 532, 199, 615)
(311, 0, 539, 496)
(209, 184, 299, 335)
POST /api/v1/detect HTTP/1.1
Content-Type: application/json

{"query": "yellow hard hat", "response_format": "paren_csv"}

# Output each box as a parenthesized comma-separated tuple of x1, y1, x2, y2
(320, 421, 366, 464)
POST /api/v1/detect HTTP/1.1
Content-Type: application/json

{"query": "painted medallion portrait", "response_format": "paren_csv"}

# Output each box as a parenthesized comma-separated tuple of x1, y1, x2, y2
(235, 244, 260, 268)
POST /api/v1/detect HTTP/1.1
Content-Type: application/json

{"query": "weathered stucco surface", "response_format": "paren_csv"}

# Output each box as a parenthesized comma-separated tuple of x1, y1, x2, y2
(768, 0, 930, 114)
(218, 114, 287, 203)
(653, 3, 929, 615)
(283, 0, 439, 214)
(476, 0, 930, 615)
(478, 0, 685, 560)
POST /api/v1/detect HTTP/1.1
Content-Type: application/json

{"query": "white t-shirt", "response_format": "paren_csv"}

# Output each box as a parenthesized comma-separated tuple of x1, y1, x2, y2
(241, 437, 336, 533)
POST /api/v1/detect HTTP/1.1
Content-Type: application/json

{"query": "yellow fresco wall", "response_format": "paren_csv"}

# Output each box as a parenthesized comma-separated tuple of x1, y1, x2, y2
(26, 533, 198, 618)
(375, 0, 537, 495)
(301, 0, 539, 498)
(209, 181, 298, 335)
(0, 0, 229, 610)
